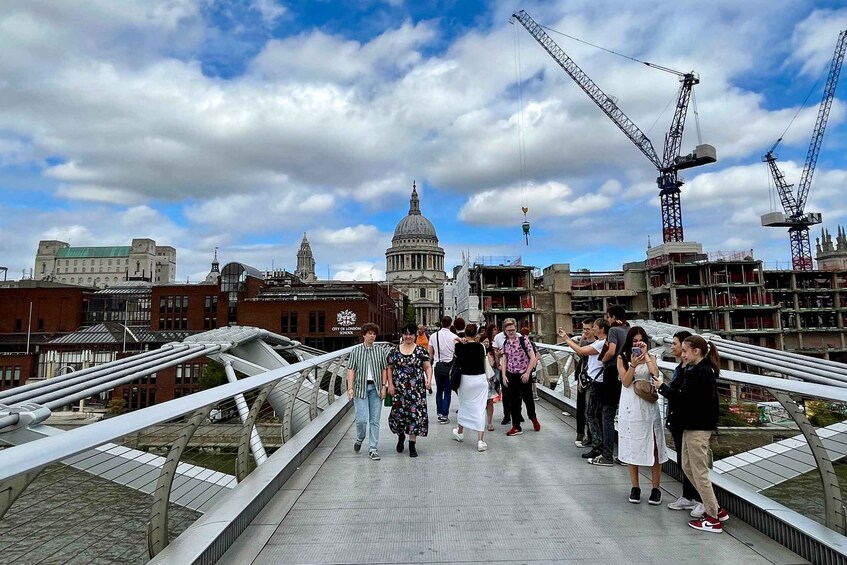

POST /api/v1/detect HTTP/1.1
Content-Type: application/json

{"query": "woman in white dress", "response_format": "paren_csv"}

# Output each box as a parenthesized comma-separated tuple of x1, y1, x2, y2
(452, 323, 489, 452)
(616, 326, 668, 504)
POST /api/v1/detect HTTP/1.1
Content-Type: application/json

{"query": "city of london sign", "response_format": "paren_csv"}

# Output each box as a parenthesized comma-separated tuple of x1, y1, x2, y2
(333, 309, 361, 335)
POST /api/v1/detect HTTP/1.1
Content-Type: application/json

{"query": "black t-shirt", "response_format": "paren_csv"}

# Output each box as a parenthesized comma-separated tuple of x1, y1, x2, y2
(455, 342, 486, 375)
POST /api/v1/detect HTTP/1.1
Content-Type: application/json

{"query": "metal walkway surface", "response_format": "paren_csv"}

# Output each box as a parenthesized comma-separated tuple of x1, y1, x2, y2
(218, 396, 808, 565)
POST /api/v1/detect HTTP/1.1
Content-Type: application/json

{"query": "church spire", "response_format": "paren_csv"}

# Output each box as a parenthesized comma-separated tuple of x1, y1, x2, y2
(408, 180, 421, 215)
(295, 232, 317, 282)
(204, 247, 220, 284)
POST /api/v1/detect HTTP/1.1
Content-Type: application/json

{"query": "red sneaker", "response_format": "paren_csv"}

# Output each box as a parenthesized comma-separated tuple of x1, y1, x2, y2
(506, 427, 523, 436)
(532, 418, 541, 432)
(688, 515, 722, 533)
(717, 508, 729, 522)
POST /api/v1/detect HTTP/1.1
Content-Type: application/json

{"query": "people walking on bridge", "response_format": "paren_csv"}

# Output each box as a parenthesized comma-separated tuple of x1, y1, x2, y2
(653, 335, 729, 533)
(558, 319, 608, 464)
(429, 316, 456, 424)
(600, 305, 629, 466)
(567, 318, 596, 448)
(415, 324, 430, 348)
(489, 323, 512, 426)
(500, 318, 540, 436)
(616, 326, 668, 504)
(346, 322, 389, 461)
(664, 330, 703, 513)
(388, 323, 433, 457)
(520, 326, 541, 401)
(480, 332, 497, 431)
(451, 323, 490, 452)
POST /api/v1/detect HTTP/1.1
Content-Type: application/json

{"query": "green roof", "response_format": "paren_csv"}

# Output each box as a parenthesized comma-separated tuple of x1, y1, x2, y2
(56, 246, 132, 258)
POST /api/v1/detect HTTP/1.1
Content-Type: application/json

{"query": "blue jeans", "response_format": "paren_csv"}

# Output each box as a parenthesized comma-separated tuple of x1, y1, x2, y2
(354, 383, 382, 452)
(435, 366, 452, 417)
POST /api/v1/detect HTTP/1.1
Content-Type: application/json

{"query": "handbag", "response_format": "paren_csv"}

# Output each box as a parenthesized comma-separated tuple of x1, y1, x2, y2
(450, 355, 462, 391)
(633, 380, 658, 403)
(484, 355, 495, 379)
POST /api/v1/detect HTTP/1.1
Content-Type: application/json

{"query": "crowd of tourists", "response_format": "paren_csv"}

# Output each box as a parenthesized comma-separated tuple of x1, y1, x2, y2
(345, 315, 539, 459)
(559, 306, 727, 534)
(347, 307, 727, 534)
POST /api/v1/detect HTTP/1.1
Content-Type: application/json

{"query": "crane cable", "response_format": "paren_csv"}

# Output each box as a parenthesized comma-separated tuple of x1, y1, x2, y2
(539, 24, 686, 77)
(513, 24, 529, 213)
(771, 72, 824, 153)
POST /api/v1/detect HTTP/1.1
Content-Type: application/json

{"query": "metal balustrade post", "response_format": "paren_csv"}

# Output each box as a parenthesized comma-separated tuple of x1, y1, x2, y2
(236, 383, 276, 482)
(769, 389, 845, 534)
(0, 467, 44, 521)
(282, 369, 312, 442)
(309, 365, 321, 420)
(327, 355, 348, 405)
(147, 406, 212, 558)
(223, 360, 268, 464)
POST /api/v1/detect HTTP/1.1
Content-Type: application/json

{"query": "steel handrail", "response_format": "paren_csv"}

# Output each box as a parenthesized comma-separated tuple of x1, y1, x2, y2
(0, 345, 356, 482)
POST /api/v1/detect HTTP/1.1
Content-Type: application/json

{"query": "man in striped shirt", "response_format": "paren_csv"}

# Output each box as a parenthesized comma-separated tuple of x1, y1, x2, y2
(347, 323, 389, 460)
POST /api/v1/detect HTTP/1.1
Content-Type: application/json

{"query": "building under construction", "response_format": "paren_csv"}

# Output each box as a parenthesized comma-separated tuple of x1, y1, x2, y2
(535, 234, 847, 362)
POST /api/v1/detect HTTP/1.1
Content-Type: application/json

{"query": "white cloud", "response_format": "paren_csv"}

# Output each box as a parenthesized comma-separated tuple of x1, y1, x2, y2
(332, 261, 385, 281)
(251, 0, 286, 27)
(1, 0, 846, 281)
(312, 225, 382, 246)
(459, 181, 614, 225)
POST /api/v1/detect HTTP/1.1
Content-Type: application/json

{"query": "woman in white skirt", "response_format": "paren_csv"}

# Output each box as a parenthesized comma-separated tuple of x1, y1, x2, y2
(616, 326, 668, 504)
(452, 323, 489, 452)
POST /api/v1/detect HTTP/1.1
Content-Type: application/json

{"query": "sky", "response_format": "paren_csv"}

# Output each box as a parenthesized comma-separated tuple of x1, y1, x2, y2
(2, 0, 847, 283)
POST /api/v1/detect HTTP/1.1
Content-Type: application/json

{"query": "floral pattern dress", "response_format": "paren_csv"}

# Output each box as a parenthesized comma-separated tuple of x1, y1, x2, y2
(388, 345, 430, 437)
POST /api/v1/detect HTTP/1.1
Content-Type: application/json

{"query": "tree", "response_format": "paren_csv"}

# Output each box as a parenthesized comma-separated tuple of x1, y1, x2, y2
(199, 360, 227, 390)
(402, 295, 416, 325)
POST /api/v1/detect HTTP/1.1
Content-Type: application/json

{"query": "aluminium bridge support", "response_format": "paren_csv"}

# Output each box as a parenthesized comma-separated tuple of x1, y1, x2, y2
(223, 360, 268, 465)
(147, 405, 213, 558)
(236, 383, 276, 482)
(769, 390, 845, 535)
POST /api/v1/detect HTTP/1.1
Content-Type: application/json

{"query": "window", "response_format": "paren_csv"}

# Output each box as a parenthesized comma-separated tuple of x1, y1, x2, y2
(309, 311, 317, 333)
(37, 318, 44, 331)
(318, 311, 325, 332)
(14, 319, 21, 332)
(420, 288, 426, 298)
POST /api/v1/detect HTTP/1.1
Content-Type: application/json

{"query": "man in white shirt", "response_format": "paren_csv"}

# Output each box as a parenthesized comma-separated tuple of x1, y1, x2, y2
(428, 315, 457, 423)
(558, 318, 611, 466)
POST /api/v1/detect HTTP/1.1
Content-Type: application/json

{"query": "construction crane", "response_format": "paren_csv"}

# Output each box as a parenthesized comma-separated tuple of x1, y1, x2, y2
(511, 10, 716, 243)
(761, 29, 847, 271)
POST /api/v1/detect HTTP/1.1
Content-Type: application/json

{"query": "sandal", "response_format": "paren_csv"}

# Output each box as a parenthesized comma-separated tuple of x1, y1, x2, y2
(487, 424, 495, 431)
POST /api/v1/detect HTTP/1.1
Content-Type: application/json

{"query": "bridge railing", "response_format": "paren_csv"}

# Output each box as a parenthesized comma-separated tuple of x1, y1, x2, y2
(0, 344, 354, 564)
(535, 339, 847, 565)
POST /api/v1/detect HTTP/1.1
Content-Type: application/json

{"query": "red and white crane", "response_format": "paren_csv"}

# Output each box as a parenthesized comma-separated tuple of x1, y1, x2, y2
(761, 29, 847, 271)
(511, 10, 716, 243)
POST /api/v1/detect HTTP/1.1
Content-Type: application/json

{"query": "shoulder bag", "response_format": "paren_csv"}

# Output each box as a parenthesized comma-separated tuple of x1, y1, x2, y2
(633, 379, 658, 403)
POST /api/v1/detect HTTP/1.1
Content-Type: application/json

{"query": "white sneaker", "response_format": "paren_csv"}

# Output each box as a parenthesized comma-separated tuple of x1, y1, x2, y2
(477, 440, 487, 452)
(668, 496, 696, 511)
(690, 502, 706, 518)
(452, 428, 464, 442)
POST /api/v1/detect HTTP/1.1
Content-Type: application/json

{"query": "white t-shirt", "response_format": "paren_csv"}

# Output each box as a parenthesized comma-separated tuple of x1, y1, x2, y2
(492, 332, 506, 350)
(586, 339, 606, 383)
(431, 328, 456, 363)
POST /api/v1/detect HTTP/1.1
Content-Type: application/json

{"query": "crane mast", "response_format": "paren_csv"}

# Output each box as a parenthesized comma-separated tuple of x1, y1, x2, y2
(761, 29, 847, 271)
(511, 10, 716, 243)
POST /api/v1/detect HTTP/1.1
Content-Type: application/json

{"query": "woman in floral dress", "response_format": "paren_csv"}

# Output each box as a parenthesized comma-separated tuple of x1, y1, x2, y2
(387, 322, 433, 458)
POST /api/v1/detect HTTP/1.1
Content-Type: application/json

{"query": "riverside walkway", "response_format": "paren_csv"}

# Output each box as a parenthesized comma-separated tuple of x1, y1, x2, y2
(216, 394, 806, 565)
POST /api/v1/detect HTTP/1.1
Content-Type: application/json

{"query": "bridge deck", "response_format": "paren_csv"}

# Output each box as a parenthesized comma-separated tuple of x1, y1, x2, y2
(219, 396, 807, 564)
